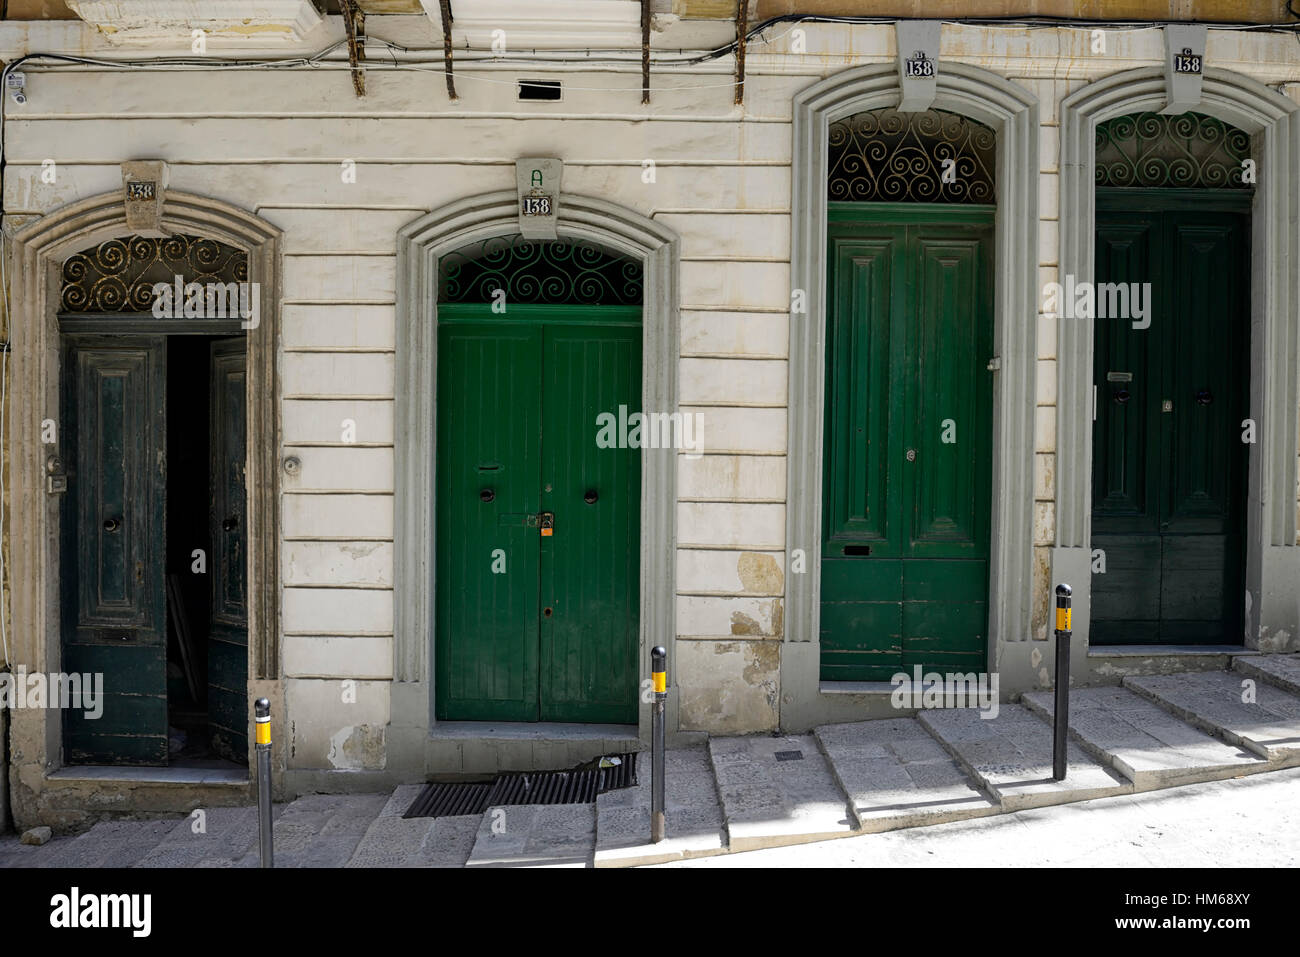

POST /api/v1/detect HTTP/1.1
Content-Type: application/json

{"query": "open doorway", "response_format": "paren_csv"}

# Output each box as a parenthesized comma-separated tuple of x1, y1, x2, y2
(57, 234, 250, 768)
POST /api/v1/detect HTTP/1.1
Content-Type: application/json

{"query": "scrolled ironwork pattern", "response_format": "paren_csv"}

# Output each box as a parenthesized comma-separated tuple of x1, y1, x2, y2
(60, 234, 248, 312)
(1094, 111, 1251, 188)
(438, 235, 642, 305)
(828, 108, 996, 204)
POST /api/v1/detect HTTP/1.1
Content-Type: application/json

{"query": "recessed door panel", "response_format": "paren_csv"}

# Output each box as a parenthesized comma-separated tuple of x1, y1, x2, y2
(820, 208, 993, 681)
(1091, 194, 1248, 645)
(61, 337, 169, 765)
(435, 308, 641, 723)
(207, 337, 249, 763)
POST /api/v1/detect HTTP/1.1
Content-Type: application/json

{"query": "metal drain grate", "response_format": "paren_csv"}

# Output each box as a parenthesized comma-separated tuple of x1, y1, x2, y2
(404, 753, 638, 819)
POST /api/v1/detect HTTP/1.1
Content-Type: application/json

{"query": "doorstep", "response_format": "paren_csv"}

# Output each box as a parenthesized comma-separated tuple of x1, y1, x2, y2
(47, 765, 248, 786)
(426, 721, 642, 775)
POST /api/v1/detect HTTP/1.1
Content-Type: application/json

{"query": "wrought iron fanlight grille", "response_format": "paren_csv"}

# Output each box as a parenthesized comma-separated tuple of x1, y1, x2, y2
(60, 234, 248, 313)
(828, 108, 996, 204)
(438, 235, 642, 306)
(1094, 112, 1251, 189)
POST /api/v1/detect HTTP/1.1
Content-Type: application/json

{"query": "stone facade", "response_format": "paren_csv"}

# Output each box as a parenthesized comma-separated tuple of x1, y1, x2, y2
(1, 7, 1298, 827)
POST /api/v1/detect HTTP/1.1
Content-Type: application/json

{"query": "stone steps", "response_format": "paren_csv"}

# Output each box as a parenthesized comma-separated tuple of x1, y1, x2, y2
(9, 660, 1300, 867)
(1123, 671, 1300, 764)
(814, 718, 998, 832)
(706, 733, 857, 852)
(1232, 653, 1300, 696)
(1021, 686, 1266, 790)
(919, 704, 1132, 811)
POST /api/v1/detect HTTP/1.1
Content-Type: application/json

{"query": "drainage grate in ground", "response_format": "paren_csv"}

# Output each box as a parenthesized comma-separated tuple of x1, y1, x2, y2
(404, 753, 639, 819)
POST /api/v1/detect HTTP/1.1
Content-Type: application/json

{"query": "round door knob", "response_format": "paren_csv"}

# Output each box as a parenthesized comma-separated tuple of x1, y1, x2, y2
(479, 488, 495, 503)
(905, 448, 917, 462)
(222, 516, 238, 532)
(1195, 388, 1213, 406)
(1113, 388, 1131, 405)
(584, 489, 598, 504)
(102, 517, 121, 533)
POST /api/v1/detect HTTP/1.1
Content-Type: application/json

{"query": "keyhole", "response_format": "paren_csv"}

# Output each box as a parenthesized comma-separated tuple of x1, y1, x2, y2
(543, 607, 554, 618)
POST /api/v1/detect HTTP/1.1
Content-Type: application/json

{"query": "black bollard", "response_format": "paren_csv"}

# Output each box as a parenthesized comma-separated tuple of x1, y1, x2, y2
(1052, 585, 1072, 782)
(651, 646, 667, 843)
(255, 698, 274, 867)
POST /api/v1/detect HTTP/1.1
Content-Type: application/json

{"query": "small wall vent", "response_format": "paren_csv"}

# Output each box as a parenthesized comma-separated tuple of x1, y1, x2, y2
(518, 80, 562, 101)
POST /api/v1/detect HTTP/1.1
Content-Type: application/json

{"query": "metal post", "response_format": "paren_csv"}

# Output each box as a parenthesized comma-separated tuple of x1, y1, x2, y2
(1052, 584, 1072, 782)
(650, 646, 667, 844)
(255, 697, 274, 868)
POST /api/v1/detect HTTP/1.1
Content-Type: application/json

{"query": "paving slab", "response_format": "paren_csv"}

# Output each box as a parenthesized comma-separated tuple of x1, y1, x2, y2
(1022, 686, 1265, 789)
(1232, 654, 1300, 696)
(12, 819, 181, 868)
(235, 792, 388, 868)
(707, 734, 856, 852)
(919, 705, 1132, 811)
(465, 803, 596, 867)
(815, 718, 998, 831)
(1125, 671, 1300, 764)
(346, 785, 480, 868)
(594, 748, 726, 867)
(134, 806, 277, 868)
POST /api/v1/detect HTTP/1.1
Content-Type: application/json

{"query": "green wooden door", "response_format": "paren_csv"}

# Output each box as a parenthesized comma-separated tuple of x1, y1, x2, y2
(436, 305, 641, 723)
(1091, 191, 1249, 644)
(820, 206, 994, 680)
(207, 338, 249, 761)
(61, 337, 169, 764)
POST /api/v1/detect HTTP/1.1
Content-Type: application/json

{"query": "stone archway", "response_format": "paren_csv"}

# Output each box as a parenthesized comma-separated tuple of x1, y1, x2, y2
(1055, 67, 1300, 653)
(392, 192, 680, 753)
(783, 62, 1040, 722)
(5, 189, 282, 819)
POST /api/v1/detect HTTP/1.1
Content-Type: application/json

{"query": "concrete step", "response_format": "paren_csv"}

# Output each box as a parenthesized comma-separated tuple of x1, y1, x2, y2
(919, 704, 1132, 811)
(1232, 654, 1300, 696)
(345, 786, 480, 868)
(465, 804, 597, 867)
(815, 718, 998, 832)
(593, 748, 726, 867)
(236, 792, 388, 868)
(21, 819, 181, 869)
(707, 734, 856, 852)
(134, 805, 279, 868)
(1022, 686, 1266, 790)
(1124, 671, 1300, 764)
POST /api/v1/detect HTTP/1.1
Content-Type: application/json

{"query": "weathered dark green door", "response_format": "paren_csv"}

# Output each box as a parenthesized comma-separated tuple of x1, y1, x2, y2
(61, 337, 169, 764)
(820, 206, 995, 680)
(1091, 191, 1249, 644)
(435, 305, 641, 723)
(207, 338, 249, 760)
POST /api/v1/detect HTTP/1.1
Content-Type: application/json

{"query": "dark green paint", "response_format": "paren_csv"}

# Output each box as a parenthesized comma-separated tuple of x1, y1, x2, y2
(1091, 190, 1250, 645)
(61, 337, 169, 765)
(820, 205, 994, 681)
(435, 305, 640, 723)
(207, 338, 249, 762)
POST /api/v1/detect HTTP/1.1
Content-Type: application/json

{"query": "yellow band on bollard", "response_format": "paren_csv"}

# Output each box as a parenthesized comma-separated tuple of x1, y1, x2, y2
(653, 671, 666, 694)
(256, 720, 271, 746)
(1055, 607, 1072, 632)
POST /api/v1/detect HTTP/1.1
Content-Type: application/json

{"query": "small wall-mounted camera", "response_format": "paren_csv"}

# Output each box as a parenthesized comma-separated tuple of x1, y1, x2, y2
(6, 71, 26, 105)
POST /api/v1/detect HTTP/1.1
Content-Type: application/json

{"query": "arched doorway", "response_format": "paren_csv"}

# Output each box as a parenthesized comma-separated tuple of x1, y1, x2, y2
(819, 107, 997, 679)
(1056, 68, 1300, 654)
(57, 234, 251, 764)
(433, 235, 643, 722)
(1089, 111, 1253, 644)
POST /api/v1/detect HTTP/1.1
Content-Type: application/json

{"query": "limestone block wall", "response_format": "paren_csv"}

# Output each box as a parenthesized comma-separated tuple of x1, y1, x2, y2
(1, 17, 1297, 768)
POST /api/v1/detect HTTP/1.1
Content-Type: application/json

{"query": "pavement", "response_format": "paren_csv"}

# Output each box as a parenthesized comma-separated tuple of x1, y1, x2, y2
(2, 654, 1299, 868)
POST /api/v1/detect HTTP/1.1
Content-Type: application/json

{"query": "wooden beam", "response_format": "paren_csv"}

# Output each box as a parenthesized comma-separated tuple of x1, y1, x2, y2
(734, 0, 748, 106)
(641, 0, 651, 104)
(439, 0, 458, 101)
(339, 0, 366, 98)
